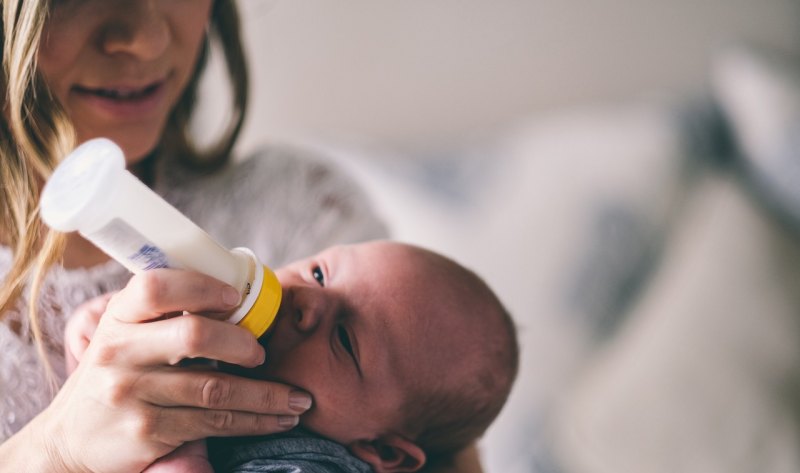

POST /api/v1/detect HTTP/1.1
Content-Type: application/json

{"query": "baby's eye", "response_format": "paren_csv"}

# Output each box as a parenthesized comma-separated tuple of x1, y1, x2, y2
(312, 266, 325, 286)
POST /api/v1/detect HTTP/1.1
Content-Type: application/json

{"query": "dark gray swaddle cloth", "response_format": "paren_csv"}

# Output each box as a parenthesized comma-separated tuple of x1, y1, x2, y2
(209, 429, 373, 473)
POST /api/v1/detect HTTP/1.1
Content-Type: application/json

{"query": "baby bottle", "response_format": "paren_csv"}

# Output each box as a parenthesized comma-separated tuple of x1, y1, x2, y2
(40, 138, 281, 338)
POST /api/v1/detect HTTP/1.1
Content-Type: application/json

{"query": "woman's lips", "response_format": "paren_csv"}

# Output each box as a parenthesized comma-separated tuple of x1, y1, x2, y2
(71, 80, 168, 119)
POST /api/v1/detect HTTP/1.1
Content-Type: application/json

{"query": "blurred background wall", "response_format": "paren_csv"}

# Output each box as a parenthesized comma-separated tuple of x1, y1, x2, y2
(227, 0, 800, 150)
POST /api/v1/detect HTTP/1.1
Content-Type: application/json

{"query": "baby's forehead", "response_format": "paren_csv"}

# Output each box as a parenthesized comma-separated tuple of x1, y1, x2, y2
(323, 241, 490, 322)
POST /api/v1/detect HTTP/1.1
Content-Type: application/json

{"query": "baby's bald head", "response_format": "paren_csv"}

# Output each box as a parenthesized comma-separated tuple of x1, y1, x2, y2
(384, 243, 518, 462)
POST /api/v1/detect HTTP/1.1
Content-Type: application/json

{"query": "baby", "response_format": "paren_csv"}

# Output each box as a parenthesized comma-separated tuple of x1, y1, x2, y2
(65, 240, 519, 472)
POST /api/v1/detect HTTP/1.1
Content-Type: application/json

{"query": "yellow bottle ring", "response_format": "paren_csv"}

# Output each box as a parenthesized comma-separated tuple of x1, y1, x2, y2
(237, 266, 282, 339)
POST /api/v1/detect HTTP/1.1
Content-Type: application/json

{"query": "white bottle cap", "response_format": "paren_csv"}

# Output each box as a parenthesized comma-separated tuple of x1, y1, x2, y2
(41, 138, 125, 233)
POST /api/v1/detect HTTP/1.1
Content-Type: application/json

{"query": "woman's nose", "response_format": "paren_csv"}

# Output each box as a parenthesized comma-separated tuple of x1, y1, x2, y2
(291, 287, 338, 334)
(98, 2, 170, 60)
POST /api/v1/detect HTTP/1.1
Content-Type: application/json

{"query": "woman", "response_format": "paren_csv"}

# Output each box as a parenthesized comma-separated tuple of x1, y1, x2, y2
(0, 0, 386, 471)
(0, 1, 481, 471)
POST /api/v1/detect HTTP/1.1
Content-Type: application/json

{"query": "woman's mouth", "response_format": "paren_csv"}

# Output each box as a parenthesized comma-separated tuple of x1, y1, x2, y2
(71, 80, 168, 119)
(74, 82, 162, 100)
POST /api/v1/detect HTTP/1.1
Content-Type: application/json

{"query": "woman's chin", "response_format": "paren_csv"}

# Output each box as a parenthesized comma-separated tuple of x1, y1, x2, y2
(116, 136, 160, 165)
(74, 127, 162, 166)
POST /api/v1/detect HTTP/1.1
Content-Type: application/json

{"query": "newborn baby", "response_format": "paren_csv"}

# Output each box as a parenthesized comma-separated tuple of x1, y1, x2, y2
(65, 241, 518, 472)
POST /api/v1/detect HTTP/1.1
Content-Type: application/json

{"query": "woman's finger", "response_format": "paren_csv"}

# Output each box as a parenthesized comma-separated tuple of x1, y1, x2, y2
(136, 369, 312, 416)
(90, 314, 265, 367)
(148, 406, 300, 444)
(105, 269, 241, 324)
(79, 292, 116, 319)
(64, 293, 116, 371)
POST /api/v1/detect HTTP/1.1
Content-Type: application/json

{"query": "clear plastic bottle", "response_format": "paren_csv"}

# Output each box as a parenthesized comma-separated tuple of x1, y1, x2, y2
(40, 138, 281, 338)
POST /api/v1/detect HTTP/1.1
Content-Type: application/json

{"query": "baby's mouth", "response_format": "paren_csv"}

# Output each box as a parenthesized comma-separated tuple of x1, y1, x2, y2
(259, 287, 294, 348)
(258, 326, 276, 353)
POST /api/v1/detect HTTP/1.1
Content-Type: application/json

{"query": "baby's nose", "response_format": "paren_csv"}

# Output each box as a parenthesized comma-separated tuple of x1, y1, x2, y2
(291, 287, 337, 333)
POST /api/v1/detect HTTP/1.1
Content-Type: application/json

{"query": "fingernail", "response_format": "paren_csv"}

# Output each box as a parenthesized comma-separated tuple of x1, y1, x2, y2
(254, 346, 266, 365)
(289, 391, 313, 412)
(278, 415, 299, 428)
(222, 287, 241, 307)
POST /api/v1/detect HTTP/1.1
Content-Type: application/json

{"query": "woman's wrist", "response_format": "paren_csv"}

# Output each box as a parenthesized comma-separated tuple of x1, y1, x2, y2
(0, 412, 75, 472)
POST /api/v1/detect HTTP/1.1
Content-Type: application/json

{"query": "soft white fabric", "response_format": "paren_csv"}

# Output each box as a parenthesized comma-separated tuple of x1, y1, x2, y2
(0, 146, 387, 442)
(552, 175, 800, 473)
(712, 45, 800, 223)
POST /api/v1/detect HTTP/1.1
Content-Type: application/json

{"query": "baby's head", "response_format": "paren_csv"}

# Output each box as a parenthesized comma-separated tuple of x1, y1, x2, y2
(252, 240, 518, 472)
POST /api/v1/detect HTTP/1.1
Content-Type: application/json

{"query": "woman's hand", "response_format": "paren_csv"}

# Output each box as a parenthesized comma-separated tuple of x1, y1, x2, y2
(12, 269, 310, 473)
(142, 440, 213, 473)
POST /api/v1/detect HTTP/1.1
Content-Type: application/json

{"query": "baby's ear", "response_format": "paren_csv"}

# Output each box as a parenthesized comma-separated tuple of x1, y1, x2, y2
(349, 435, 426, 473)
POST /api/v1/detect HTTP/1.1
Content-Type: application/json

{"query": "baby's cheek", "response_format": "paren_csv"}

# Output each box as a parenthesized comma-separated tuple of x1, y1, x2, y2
(299, 404, 354, 445)
(298, 386, 376, 446)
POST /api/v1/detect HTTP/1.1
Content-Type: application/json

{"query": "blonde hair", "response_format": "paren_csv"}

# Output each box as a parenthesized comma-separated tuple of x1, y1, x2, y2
(0, 0, 249, 366)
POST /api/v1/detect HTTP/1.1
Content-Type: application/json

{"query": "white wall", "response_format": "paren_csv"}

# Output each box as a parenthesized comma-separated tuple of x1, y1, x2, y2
(231, 0, 800, 152)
